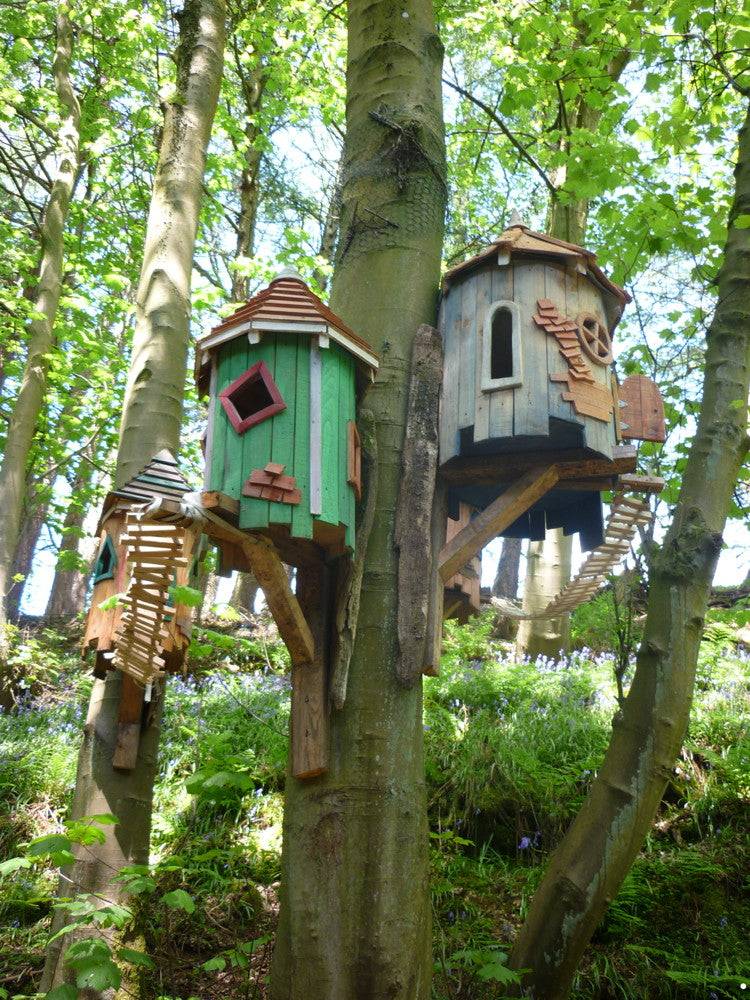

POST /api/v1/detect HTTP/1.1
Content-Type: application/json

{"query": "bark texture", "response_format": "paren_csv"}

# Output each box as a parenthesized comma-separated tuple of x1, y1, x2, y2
(270, 1, 446, 996)
(46, 458, 96, 619)
(232, 571, 259, 614)
(116, 0, 226, 486)
(6, 489, 48, 623)
(41, 2, 225, 990)
(0, 6, 80, 640)
(492, 536, 522, 599)
(510, 101, 750, 999)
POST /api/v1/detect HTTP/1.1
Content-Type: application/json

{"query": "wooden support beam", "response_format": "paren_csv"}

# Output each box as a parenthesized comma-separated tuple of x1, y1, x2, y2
(200, 490, 240, 521)
(440, 446, 637, 487)
(395, 324, 442, 687)
(438, 466, 560, 582)
(292, 563, 329, 779)
(200, 509, 314, 668)
(112, 674, 143, 771)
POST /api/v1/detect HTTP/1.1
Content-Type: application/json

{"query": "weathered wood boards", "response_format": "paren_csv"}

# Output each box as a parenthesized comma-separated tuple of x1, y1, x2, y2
(292, 563, 329, 779)
(438, 466, 560, 581)
(395, 324, 443, 687)
(619, 374, 666, 443)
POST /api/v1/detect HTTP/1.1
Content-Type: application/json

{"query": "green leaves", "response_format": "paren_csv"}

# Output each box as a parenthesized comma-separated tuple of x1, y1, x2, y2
(162, 888, 196, 914)
(168, 584, 204, 608)
(63, 938, 122, 992)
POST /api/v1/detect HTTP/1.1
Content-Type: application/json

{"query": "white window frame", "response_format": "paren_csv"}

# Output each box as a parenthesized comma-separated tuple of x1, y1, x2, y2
(481, 299, 523, 392)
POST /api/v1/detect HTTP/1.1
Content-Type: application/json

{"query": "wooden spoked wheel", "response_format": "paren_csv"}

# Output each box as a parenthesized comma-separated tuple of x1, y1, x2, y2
(576, 312, 613, 365)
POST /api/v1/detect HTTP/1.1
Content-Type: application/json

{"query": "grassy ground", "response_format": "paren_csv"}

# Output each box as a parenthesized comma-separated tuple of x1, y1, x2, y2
(0, 594, 748, 999)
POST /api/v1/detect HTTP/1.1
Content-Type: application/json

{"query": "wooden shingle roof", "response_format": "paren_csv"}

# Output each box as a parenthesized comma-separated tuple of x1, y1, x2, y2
(100, 451, 192, 527)
(443, 224, 630, 307)
(196, 271, 378, 384)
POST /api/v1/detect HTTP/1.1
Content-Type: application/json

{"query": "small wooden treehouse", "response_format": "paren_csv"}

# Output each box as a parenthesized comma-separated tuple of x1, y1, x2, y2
(83, 450, 198, 679)
(438, 221, 664, 554)
(195, 269, 378, 568)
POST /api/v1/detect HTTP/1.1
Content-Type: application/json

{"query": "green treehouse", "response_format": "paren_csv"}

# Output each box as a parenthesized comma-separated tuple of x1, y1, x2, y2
(195, 269, 378, 568)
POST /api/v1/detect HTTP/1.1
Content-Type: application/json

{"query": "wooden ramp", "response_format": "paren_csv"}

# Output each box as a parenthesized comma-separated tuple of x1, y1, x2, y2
(492, 495, 652, 620)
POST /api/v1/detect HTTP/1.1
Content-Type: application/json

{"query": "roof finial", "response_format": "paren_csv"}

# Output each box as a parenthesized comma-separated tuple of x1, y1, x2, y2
(274, 265, 305, 283)
(508, 208, 525, 227)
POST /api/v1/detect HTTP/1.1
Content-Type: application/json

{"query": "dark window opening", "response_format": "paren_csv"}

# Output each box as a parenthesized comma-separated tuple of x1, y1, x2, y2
(219, 359, 286, 434)
(93, 535, 117, 584)
(229, 371, 274, 420)
(490, 308, 514, 380)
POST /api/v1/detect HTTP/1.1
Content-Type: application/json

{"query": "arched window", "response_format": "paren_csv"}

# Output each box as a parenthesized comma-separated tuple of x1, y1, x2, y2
(481, 300, 522, 392)
(92, 534, 117, 584)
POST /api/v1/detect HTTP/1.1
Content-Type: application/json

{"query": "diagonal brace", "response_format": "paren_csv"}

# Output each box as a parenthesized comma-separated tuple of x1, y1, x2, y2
(438, 465, 560, 582)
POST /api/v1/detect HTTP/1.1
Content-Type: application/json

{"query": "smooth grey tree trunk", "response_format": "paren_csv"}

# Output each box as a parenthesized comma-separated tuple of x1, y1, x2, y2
(270, 1, 446, 996)
(40, 2, 226, 991)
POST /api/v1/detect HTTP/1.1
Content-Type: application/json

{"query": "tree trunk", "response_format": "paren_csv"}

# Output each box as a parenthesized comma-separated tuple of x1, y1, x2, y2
(516, 529, 572, 659)
(230, 63, 265, 302)
(313, 158, 343, 292)
(46, 458, 97, 619)
(115, 0, 226, 488)
(0, 6, 80, 645)
(270, 1, 446, 996)
(231, 571, 259, 614)
(492, 536, 522, 599)
(517, 43, 631, 660)
(40, 1, 225, 990)
(510, 99, 750, 1000)
(5, 488, 49, 622)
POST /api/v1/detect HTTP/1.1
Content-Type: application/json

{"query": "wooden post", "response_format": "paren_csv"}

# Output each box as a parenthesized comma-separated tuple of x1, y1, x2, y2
(438, 465, 560, 582)
(423, 480, 447, 676)
(292, 562, 330, 779)
(112, 674, 144, 771)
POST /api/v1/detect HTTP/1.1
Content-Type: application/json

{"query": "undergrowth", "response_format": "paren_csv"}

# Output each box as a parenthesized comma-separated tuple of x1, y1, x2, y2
(0, 598, 748, 999)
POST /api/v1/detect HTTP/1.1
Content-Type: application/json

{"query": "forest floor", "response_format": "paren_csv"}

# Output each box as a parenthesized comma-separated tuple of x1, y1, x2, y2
(0, 594, 748, 999)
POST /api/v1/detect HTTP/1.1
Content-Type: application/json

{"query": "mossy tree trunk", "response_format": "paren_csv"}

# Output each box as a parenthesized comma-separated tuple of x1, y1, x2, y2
(269, 2, 446, 997)
(0, 5, 80, 648)
(40, 1, 225, 991)
(510, 99, 750, 1000)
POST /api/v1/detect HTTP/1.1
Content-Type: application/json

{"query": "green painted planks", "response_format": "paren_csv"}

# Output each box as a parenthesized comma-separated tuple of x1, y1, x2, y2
(340, 352, 355, 549)
(319, 344, 341, 529)
(290, 336, 313, 540)
(210, 338, 247, 494)
(267, 333, 298, 528)
(239, 335, 276, 531)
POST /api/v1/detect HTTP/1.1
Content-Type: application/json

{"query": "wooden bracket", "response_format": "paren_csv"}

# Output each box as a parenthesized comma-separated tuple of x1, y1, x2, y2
(199, 508, 314, 668)
(438, 465, 560, 582)
(292, 563, 330, 779)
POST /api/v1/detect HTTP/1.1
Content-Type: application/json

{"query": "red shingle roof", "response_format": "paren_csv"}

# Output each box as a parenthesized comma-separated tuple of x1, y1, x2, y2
(198, 273, 377, 363)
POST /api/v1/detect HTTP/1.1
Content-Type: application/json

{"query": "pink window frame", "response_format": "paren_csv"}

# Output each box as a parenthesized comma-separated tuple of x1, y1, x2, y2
(219, 360, 286, 434)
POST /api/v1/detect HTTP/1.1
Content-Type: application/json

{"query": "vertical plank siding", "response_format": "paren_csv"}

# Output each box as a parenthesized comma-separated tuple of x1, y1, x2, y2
(320, 345, 341, 528)
(309, 340, 323, 517)
(512, 263, 549, 437)
(291, 335, 313, 540)
(472, 266, 492, 443)
(488, 264, 514, 439)
(239, 334, 276, 530)
(439, 285, 460, 462)
(267, 333, 298, 528)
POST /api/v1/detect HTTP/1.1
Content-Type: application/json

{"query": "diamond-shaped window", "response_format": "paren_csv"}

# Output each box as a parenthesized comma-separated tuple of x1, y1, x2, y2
(219, 360, 286, 434)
